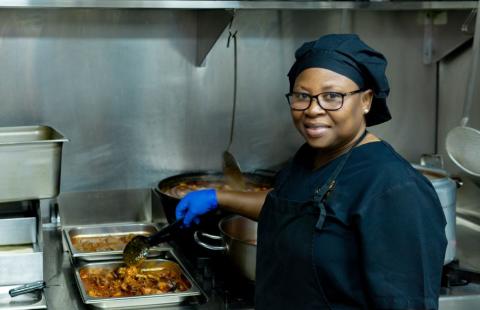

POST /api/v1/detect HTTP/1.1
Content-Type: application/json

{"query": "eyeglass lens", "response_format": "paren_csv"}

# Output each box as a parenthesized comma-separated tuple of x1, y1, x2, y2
(289, 92, 344, 111)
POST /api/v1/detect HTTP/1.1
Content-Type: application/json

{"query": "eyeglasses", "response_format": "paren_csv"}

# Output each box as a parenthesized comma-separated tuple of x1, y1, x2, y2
(285, 89, 364, 111)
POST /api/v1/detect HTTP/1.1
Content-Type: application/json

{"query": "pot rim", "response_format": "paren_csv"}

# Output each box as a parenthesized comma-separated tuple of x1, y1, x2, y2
(412, 164, 453, 183)
(218, 215, 257, 247)
(155, 170, 274, 197)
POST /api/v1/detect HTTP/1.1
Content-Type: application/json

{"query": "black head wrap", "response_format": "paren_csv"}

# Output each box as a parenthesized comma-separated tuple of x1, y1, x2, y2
(288, 34, 391, 127)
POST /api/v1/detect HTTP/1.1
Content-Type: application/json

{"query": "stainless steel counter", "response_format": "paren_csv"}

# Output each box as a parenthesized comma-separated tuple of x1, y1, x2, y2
(43, 189, 234, 309)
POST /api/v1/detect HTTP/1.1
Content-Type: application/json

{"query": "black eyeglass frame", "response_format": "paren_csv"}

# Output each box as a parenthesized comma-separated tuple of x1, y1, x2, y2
(285, 89, 365, 111)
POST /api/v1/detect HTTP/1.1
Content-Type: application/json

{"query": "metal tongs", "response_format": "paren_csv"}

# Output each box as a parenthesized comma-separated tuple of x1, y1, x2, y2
(123, 219, 183, 266)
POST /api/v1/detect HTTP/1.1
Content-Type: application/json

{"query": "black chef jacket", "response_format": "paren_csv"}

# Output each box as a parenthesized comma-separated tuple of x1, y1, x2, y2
(266, 141, 447, 309)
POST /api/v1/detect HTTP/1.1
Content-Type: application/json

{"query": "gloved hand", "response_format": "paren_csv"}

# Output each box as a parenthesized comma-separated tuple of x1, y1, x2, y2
(175, 189, 218, 227)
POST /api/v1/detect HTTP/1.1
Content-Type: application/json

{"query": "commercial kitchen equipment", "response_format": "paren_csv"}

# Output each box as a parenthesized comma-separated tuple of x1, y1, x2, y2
(194, 215, 257, 281)
(72, 249, 205, 309)
(446, 0, 480, 186)
(414, 164, 458, 265)
(0, 125, 68, 309)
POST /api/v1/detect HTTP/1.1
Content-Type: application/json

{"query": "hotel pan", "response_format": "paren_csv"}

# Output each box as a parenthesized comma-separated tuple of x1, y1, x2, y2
(73, 249, 205, 308)
(0, 125, 68, 203)
(63, 223, 170, 262)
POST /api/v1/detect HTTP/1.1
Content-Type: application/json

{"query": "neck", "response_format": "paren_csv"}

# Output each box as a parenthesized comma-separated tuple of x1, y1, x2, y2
(312, 129, 366, 169)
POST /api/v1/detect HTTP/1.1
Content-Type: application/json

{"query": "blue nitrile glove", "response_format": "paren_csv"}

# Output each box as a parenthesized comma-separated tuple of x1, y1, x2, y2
(175, 189, 218, 227)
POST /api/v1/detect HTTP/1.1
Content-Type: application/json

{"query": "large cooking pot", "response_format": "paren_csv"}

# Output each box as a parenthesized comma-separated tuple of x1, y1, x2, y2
(153, 171, 273, 254)
(155, 170, 273, 224)
(194, 215, 257, 281)
(413, 164, 459, 265)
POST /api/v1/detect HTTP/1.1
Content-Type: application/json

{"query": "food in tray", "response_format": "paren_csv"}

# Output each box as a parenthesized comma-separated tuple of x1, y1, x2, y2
(164, 180, 271, 199)
(79, 261, 191, 298)
(71, 234, 147, 252)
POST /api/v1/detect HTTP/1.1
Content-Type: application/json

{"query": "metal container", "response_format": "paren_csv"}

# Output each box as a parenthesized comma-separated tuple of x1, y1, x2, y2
(0, 125, 68, 203)
(195, 215, 257, 281)
(156, 171, 273, 224)
(0, 216, 36, 246)
(0, 243, 43, 286)
(0, 284, 47, 309)
(414, 164, 457, 265)
(73, 250, 205, 309)
(63, 223, 167, 261)
(154, 171, 272, 256)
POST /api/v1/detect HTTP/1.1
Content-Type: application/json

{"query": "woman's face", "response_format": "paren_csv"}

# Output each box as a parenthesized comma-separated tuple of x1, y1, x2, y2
(291, 68, 373, 151)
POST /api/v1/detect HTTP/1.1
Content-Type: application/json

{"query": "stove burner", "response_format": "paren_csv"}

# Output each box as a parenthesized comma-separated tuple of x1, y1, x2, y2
(173, 244, 255, 309)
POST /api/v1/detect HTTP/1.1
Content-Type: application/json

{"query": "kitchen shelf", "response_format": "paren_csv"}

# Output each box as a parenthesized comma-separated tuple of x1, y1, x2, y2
(0, 1, 477, 10)
(0, 1, 476, 66)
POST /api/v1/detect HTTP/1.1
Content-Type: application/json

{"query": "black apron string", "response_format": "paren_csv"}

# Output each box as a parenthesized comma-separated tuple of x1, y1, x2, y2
(314, 130, 368, 230)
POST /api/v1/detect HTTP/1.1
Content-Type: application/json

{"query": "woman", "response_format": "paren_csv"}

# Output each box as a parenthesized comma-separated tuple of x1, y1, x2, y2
(176, 34, 447, 310)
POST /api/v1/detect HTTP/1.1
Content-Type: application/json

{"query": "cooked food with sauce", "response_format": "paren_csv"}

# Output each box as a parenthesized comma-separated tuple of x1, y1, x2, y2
(79, 261, 191, 298)
(72, 234, 145, 252)
(164, 180, 271, 199)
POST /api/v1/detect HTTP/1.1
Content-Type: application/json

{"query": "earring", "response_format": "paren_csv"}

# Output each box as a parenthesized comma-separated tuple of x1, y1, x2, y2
(364, 109, 369, 114)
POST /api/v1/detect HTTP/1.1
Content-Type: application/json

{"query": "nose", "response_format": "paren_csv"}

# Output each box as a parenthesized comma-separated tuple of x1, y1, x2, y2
(305, 97, 326, 116)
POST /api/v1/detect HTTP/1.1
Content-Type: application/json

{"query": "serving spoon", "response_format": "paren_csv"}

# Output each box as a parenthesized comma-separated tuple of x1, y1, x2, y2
(223, 150, 246, 191)
(123, 219, 183, 266)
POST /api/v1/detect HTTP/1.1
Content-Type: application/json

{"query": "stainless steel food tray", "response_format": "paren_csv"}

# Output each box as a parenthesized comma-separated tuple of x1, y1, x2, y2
(73, 249, 205, 309)
(0, 125, 68, 203)
(0, 243, 43, 286)
(0, 215, 36, 246)
(64, 223, 171, 261)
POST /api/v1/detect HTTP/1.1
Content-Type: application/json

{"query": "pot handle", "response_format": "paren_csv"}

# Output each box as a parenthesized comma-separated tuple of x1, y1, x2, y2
(194, 231, 227, 251)
(451, 176, 464, 188)
(420, 154, 444, 169)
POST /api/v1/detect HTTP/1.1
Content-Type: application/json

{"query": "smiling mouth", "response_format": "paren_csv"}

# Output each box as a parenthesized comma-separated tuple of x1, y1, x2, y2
(304, 124, 330, 137)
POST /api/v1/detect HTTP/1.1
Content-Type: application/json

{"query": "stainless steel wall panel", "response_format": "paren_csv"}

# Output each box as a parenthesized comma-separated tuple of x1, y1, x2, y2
(0, 9, 445, 192)
(438, 46, 480, 179)
(353, 11, 437, 161)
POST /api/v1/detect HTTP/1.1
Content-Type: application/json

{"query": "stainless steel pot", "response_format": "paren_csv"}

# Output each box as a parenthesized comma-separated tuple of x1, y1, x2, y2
(413, 164, 458, 265)
(155, 171, 273, 225)
(153, 171, 272, 256)
(194, 215, 257, 281)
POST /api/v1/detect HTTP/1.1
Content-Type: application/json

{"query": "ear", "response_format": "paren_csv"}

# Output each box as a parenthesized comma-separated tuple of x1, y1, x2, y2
(361, 89, 374, 114)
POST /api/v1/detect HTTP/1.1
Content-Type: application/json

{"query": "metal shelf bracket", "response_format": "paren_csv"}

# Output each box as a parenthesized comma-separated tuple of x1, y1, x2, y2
(422, 10, 475, 64)
(196, 9, 234, 66)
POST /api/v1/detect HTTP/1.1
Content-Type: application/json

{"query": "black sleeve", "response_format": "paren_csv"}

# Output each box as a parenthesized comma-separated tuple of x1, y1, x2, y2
(357, 181, 447, 310)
